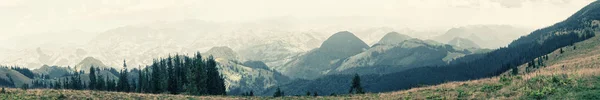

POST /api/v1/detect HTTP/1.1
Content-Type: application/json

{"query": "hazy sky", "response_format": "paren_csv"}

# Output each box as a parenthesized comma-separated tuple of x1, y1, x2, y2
(0, 0, 595, 39)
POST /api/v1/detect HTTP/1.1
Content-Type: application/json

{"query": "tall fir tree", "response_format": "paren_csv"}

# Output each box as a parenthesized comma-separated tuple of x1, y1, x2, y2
(137, 66, 144, 93)
(117, 60, 130, 92)
(349, 74, 365, 94)
(206, 55, 226, 95)
(167, 56, 178, 94)
(89, 66, 97, 90)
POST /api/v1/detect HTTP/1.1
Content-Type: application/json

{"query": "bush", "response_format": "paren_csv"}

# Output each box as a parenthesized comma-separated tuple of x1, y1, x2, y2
(58, 93, 66, 99)
(524, 74, 573, 99)
(1, 87, 5, 93)
(20, 84, 29, 90)
(499, 76, 513, 84)
(480, 84, 503, 93)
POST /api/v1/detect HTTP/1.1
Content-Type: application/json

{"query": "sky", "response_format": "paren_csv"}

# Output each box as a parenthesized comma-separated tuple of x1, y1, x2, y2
(0, 0, 596, 43)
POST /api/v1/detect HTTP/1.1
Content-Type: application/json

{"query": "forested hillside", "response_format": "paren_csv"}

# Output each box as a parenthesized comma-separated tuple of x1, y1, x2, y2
(264, 0, 600, 96)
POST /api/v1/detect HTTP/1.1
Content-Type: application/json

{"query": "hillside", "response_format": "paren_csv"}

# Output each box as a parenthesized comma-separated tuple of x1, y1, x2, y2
(263, 0, 600, 96)
(0, 67, 32, 87)
(339, 30, 600, 99)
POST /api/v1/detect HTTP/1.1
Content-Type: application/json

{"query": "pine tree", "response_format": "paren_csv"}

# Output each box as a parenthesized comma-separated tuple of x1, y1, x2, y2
(273, 87, 283, 97)
(349, 74, 365, 94)
(151, 60, 161, 93)
(206, 55, 226, 95)
(167, 55, 178, 94)
(560, 48, 564, 54)
(137, 66, 144, 93)
(511, 66, 519, 75)
(117, 60, 130, 92)
(89, 66, 97, 90)
(306, 91, 311, 96)
(313, 91, 318, 97)
(97, 75, 105, 91)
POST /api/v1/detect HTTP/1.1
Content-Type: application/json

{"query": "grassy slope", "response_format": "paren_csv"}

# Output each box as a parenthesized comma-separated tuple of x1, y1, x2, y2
(350, 31, 600, 100)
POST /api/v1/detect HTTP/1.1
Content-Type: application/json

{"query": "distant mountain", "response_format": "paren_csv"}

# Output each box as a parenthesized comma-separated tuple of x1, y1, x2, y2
(203, 46, 240, 60)
(237, 41, 306, 71)
(280, 31, 369, 79)
(76, 57, 110, 72)
(448, 37, 480, 49)
(332, 37, 471, 75)
(374, 32, 413, 46)
(432, 25, 531, 49)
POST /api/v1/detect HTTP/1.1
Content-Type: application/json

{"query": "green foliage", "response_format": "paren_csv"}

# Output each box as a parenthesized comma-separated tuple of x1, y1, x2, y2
(1, 87, 5, 93)
(511, 67, 519, 75)
(480, 84, 503, 93)
(58, 93, 66, 99)
(20, 84, 29, 90)
(524, 74, 574, 99)
(349, 74, 365, 94)
(273, 87, 284, 97)
(89, 66, 97, 90)
(499, 75, 513, 84)
(117, 60, 130, 92)
(456, 89, 468, 99)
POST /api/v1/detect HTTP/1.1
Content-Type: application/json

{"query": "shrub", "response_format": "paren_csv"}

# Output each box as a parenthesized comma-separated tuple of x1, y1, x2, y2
(20, 84, 29, 90)
(480, 84, 503, 93)
(499, 76, 513, 84)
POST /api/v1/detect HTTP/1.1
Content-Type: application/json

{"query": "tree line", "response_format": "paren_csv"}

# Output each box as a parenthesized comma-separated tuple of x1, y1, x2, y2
(14, 52, 226, 96)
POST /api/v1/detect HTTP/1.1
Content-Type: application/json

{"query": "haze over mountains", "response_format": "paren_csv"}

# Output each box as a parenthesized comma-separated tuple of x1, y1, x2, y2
(1, 0, 598, 98)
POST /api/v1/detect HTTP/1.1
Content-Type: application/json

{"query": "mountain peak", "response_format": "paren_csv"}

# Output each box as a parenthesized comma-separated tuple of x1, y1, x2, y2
(376, 32, 413, 45)
(204, 46, 239, 60)
(76, 56, 108, 72)
(320, 31, 368, 49)
(319, 31, 369, 58)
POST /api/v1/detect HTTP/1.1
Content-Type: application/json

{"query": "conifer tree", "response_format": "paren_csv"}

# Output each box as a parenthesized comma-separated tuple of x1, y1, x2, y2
(89, 66, 97, 90)
(117, 60, 130, 92)
(137, 66, 144, 93)
(349, 74, 365, 94)
(97, 75, 105, 91)
(167, 56, 178, 94)
(273, 87, 283, 97)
